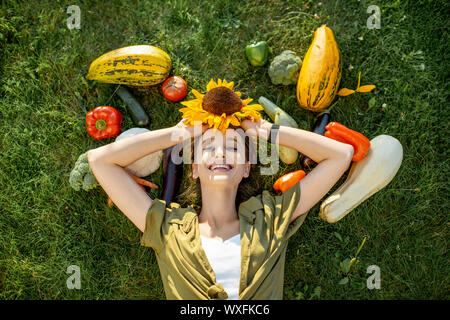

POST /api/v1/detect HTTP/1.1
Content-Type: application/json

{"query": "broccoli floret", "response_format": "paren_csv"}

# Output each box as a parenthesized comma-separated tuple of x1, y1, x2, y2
(268, 50, 302, 85)
(69, 151, 99, 191)
(69, 168, 83, 191)
(82, 171, 98, 191)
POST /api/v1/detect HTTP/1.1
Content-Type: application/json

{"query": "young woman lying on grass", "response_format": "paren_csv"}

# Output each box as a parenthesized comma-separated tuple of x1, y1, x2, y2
(87, 114, 353, 300)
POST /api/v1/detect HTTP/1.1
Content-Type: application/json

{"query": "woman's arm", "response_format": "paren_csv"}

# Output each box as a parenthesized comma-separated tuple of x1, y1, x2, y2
(241, 119, 353, 222)
(87, 120, 205, 232)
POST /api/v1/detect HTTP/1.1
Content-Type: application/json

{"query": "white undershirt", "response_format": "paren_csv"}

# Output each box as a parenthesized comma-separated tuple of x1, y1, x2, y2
(200, 234, 241, 300)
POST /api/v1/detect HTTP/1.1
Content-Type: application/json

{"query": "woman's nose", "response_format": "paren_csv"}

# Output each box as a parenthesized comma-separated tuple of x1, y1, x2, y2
(215, 145, 225, 158)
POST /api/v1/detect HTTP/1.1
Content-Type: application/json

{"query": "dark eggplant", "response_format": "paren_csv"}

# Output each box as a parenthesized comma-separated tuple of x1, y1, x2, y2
(301, 112, 331, 169)
(161, 145, 183, 206)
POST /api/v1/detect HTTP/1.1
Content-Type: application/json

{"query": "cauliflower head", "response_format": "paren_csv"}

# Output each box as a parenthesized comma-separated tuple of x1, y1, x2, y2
(268, 50, 302, 85)
(69, 151, 99, 191)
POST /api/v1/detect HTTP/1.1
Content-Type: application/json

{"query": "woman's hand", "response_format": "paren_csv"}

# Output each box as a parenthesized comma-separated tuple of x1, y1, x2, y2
(174, 118, 208, 138)
(240, 118, 273, 139)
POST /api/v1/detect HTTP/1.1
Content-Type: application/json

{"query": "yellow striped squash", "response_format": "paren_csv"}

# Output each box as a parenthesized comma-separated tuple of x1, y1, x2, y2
(86, 45, 171, 86)
(296, 26, 342, 112)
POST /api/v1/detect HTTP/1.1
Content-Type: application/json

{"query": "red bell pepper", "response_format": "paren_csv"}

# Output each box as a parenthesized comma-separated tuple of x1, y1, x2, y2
(325, 122, 370, 161)
(273, 170, 306, 194)
(86, 106, 123, 140)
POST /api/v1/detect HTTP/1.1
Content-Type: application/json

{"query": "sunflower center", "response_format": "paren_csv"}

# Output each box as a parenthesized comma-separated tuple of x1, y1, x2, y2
(202, 87, 243, 115)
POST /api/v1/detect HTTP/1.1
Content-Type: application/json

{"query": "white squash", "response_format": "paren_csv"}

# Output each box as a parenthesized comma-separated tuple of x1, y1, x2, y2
(115, 128, 163, 177)
(319, 135, 403, 223)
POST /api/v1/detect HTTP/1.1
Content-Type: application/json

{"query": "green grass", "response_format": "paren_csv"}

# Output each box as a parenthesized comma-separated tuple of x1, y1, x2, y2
(0, 0, 448, 299)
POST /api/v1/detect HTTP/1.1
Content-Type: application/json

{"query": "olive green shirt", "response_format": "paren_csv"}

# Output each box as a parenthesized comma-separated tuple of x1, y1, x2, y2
(140, 180, 306, 300)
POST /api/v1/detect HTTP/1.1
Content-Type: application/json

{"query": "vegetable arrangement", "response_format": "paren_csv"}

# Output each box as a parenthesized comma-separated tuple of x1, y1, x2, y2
(74, 23, 398, 222)
(241, 25, 400, 221)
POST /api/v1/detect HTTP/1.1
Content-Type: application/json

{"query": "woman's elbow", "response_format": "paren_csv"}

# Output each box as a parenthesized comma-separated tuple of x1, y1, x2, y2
(87, 149, 100, 166)
(342, 144, 354, 166)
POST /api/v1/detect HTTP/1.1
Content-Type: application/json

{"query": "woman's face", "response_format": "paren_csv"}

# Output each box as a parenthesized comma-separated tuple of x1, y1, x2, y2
(192, 128, 250, 187)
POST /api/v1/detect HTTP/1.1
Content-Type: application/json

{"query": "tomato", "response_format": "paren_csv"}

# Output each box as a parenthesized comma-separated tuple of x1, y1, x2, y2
(162, 76, 188, 102)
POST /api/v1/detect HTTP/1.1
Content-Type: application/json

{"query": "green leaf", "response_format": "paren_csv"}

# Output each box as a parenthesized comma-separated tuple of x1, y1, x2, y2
(313, 286, 321, 298)
(333, 232, 343, 242)
(341, 258, 351, 274)
(368, 97, 376, 110)
(339, 277, 349, 285)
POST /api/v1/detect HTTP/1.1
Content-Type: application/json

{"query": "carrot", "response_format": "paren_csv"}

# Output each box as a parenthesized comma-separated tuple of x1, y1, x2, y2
(107, 172, 158, 208)
(273, 170, 306, 194)
(107, 197, 114, 208)
(129, 174, 159, 189)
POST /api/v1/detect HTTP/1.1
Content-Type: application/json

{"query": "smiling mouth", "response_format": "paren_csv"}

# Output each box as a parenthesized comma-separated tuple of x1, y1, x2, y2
(208, 163, 234, 172)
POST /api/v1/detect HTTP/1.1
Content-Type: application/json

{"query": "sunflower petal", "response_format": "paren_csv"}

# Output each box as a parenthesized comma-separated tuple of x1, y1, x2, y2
(217, 79, 223, 87)
(213, 116, 222, 129)
(224, 117, 232, 128)
(233, 111, 246, 118)
(180, 99, 200, 108)
(224, 80, 234, 90)
(244, 103, 264, 111)
(192, 90, 205, 100)
(230, 115, 241, 126)
(242, 98, 253, 105)
(207, 79, 217, 91)
(337, 88, 356, 96)
(235, 91, 242, 97)
(356, 85, 376, 93)
(179, 107, 192, 113)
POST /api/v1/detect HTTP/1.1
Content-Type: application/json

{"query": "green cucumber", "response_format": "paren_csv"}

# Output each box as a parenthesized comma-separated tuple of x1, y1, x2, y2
(117, 86, 149, 126)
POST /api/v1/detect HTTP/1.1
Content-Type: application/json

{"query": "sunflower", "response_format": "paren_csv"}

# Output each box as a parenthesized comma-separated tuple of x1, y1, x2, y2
(179, 79, 263, 133)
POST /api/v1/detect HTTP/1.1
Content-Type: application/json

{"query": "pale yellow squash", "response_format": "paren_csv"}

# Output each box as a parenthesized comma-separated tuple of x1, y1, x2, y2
(319, 135, 403, 223)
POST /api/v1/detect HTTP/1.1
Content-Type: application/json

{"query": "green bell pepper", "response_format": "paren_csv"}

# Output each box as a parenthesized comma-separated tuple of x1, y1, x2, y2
(245, 41, 270, 67)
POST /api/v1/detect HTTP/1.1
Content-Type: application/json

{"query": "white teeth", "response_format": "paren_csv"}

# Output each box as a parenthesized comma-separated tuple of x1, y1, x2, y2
(210, 164, 231, 170)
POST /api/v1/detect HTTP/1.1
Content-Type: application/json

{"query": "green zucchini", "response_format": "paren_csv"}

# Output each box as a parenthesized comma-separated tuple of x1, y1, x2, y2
(117, 86, 149, 126)
(259, 96, 298, 164)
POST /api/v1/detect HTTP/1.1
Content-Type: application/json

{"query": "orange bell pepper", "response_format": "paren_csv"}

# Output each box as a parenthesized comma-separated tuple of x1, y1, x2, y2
(273, 170, 306, 194)
(325, 122, 370, 161)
